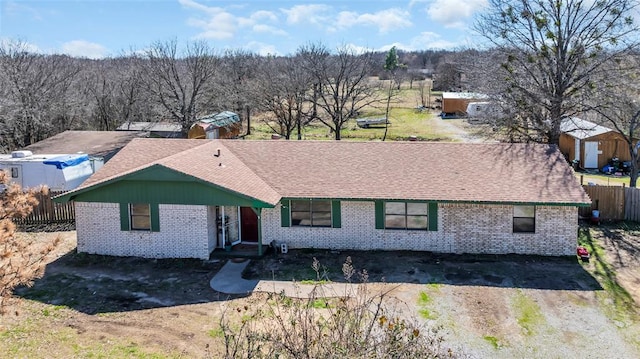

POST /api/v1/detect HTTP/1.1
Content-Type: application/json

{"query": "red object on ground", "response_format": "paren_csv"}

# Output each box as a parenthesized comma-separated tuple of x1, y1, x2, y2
(577, 246, 590, 259)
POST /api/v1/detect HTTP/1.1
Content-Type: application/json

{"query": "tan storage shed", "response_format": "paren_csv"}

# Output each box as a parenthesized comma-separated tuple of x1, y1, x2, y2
(188, 111, 242, 139)
(559, 117, 635, 169)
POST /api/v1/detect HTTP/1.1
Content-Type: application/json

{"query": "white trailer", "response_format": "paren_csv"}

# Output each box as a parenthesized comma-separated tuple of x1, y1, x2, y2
(466, 102, 507, 124)
(0, 151, 94, 191)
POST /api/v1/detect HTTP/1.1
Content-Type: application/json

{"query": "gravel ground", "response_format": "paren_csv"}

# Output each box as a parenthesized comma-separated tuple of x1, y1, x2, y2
(248, 244, 640, 358)
(4, 228, 640, 358)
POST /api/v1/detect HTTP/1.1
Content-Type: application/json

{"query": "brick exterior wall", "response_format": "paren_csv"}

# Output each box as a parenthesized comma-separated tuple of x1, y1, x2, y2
(75, 202, 211, 259)
(262, 201, 578, 256)
(76, 201, 578, 259)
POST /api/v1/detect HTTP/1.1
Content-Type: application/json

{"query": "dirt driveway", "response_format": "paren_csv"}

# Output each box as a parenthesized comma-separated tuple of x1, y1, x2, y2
(2, 228, 640, 358)
(245, 247, 640, 358)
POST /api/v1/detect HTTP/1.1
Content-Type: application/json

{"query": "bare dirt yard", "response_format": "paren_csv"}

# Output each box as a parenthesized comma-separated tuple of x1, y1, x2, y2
(2, 225, 640, 358)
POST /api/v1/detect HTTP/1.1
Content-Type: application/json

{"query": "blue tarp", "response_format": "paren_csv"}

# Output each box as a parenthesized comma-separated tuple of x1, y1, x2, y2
(43, 154, 89, 169)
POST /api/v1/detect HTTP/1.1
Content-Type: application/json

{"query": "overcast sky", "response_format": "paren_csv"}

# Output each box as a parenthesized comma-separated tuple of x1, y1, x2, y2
(0, 0, 489, 58)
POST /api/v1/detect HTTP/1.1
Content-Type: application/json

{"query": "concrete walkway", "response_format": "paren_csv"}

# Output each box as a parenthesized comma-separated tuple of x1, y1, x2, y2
(210, 259, 357, 298)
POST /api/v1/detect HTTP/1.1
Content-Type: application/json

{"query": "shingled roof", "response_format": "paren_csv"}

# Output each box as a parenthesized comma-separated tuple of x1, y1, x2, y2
(23, 130, 144, 161)
(67, 138, 591, 206)
(560, 117, 612, 140)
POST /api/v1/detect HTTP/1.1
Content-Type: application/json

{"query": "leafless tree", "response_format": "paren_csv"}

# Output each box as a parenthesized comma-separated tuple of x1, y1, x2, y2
(255, 55, 314, 140)
(0, 40, 80, 149)
(299, 44, 379, 140)
(213, 50, 259, 135)
(83, 60, 119, 131)
(83, 57, 155, 131)
(0, 172, 59, 314)
(141, 39, 219, 135)
(475, 0, 639, 145)
(220, 257, 458, 358)
(591, 54, 640, 187)
(432, 61, 462, 92)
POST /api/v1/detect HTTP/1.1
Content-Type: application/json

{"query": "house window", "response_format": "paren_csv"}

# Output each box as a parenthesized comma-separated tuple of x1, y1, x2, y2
(130, 203, 151, 230)
(10, 167, 18, 178)
(513, 205, 535, 233)
(291, 199, 332, 227)
(385, 202, 428, 230)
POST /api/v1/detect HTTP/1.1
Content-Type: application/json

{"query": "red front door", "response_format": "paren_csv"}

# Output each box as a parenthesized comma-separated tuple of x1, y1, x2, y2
(240, 207, 259, 242)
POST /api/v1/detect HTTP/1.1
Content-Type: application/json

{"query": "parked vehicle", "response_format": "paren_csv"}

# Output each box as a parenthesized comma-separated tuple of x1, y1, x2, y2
(356, 117, 388, 128)
(601, 157, 632, 175)
(0, 151, 96, 191)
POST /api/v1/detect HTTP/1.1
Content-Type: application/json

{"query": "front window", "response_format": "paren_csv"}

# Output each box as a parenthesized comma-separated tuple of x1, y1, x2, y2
(291, 199, 331, 227)
(385, 202, 428, 230)
(513, 205, 535, 233)
(130, 203, 151, 230)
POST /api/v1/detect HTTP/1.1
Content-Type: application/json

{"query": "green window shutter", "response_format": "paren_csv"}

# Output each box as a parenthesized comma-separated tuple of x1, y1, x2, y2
(280, 200, 291, 227)
(331, 200, 341, 228)
(428, 202, 438, 231)
(150, 203, 160, 232)
(375, 201, 384, 229)
(119, 203, 130, 231)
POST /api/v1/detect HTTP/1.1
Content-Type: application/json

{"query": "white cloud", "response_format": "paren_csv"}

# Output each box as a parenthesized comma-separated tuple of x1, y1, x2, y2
(427, 0, 487, 29)
(410, 31, 458, 49)
(377, 32, 459, 52)
(244, 41, 279, 56)
(181, 0, 282, 40)
(408, 0, 429, 8)
(0, 38, 41, 53)
(252, 24, 288, 37)
(333, 8, 412, 34)
(187, 13, 236, 40)
(181, 0, 237, 40)
(281, 4, 331, 25)
(61, 40, 108, 59)
(378, 42, 407, 52)
(251, 10, 278, 22)
(5, 1, 43, 20)
(341, 43, 372, 55)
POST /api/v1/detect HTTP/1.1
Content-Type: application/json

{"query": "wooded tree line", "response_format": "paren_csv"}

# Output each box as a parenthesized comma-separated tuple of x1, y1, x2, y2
(0, 39, 450, 149)
(2, 0, 640, 183)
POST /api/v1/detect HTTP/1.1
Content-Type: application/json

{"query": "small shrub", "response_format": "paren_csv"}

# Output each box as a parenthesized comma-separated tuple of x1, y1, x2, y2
(0, 172, 60, 314)
(218, 257, 459, 358)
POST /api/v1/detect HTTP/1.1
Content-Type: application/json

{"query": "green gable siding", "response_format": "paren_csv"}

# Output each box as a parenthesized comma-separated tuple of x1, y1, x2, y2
(72, 180, 268, 207)
(61, 166, 274, 208)
(56, 165, 276, 208)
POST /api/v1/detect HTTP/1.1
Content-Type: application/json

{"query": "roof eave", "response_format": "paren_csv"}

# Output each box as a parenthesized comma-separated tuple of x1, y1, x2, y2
(55, 164, 280, 208)
(278, 196, 591, 207)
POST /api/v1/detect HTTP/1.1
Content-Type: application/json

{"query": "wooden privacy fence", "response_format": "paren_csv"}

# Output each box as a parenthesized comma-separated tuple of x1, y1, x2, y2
(580, 185, 640, 222)
(17, 191, 74, 225)
(626, 187, 640, 222)
(12, 187, 640, 225)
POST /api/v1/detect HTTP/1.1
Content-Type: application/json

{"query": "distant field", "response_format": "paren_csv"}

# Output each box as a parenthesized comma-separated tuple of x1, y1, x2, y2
(575, 172, 630, 186)
(246, 85, 452, 142)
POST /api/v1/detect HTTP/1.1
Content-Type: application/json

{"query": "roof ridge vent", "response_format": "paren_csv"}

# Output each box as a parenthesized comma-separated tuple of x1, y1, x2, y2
(11, 150, 33, 158)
